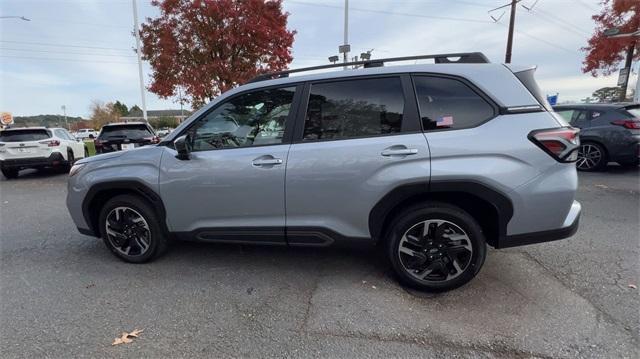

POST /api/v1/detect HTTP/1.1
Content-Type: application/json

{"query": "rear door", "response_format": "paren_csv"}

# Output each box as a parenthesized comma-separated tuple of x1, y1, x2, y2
(0, 129, 52, 159)
(285, 75, 430, 244)
(159, 85, 301, 243)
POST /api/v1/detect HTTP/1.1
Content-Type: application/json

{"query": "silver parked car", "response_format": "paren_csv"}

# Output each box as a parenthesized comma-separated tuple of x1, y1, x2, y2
(66, 53, 581, 292)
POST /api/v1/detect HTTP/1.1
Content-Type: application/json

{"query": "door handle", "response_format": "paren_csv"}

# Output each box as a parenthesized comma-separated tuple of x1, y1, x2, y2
(381, 148, 418, 156)
(252, 157, 283, 166)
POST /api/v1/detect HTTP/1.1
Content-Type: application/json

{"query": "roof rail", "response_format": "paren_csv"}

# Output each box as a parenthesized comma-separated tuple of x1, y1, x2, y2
(248, 52, 489, 83)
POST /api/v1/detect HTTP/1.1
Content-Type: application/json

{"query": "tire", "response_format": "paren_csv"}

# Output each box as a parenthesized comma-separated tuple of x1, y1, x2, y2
(98, 194, 169, 263)
(62, 150, 75, 173)
(576, 142, 607, 172)
(1, 167, 19, 179)
(385, 202, 487, 292)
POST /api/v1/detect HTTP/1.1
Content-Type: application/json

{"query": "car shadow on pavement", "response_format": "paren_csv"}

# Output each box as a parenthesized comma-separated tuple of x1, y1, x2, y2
(0, 168, 67, 181)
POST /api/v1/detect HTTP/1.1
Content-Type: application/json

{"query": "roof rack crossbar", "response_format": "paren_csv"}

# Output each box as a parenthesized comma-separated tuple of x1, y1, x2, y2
(248, 52, 489, 83)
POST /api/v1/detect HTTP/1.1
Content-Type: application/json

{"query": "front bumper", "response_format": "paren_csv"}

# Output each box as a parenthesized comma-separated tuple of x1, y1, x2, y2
(499, 200, 581, 248)
(0, 152, 66, 169)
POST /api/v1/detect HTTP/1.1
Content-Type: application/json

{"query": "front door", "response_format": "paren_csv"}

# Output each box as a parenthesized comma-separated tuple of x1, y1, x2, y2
(159, 85, 299, 244)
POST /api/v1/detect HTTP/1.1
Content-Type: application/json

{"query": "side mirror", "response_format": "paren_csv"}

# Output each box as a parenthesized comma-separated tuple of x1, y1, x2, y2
(174, 135, 190, 160)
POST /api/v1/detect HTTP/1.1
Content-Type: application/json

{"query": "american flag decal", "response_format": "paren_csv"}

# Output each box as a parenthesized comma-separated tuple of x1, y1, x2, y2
(437, 115, 454, 127)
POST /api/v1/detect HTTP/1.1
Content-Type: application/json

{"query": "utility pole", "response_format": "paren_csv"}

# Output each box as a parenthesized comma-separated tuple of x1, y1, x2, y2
(619, 44, 635, 102)
(343, 0, 349, 70)
(505, 0, 517, 63)
(61, 105, 67, 130)
(132, 0, 147, 121)
(603, 27, 639, 102)
(489, 0, 521, 63)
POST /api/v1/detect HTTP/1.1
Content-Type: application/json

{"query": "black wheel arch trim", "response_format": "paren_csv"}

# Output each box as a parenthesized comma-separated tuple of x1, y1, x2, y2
(81, 180, 168, 237)
(368, 180, 514, 247)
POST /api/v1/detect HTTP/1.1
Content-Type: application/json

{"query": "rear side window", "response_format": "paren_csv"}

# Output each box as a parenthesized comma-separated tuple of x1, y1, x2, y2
(413, 76, 495, 130)
(99, 124, 153, 139)
(303, 77, 404, 141)
(0, 129, 51, 142)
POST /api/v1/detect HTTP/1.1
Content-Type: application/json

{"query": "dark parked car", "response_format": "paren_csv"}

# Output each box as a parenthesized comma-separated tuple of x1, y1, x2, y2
(553, 103, 640, 171)
(95, 122, 159, 154)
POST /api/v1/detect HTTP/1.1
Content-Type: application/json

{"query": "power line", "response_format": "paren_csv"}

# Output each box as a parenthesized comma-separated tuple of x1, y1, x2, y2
(0, 40, 132, 51)
(0, 55, 137, 64)
(28, 17, 131, 29)
(494, 22, 577, 55)
(533, 7, 592, 36)
(0, 47, 137, 57)
(287, 0, 493, 24)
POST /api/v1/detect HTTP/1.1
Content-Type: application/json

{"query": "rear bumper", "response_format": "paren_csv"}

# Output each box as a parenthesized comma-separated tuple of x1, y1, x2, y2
(499, 200, 581, 248)
(0, 152, 66, 169)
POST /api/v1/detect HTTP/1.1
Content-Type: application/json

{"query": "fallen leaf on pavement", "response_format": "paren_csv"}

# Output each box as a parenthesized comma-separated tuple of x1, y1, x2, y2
(112, 329, 144, 345)
(595, 184, 608, 189)
(629, 284, 637, 289)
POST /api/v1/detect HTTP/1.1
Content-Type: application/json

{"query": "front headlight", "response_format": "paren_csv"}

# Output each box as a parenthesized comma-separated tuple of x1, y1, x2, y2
(69, 163, 86, 177)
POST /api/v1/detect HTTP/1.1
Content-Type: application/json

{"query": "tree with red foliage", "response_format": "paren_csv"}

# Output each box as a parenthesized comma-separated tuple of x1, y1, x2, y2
(140, 0, 295, 107)
(582, 0, 639, 78)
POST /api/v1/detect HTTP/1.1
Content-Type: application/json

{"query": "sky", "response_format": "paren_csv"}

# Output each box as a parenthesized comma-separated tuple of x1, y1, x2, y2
(0, 0, 631, 118)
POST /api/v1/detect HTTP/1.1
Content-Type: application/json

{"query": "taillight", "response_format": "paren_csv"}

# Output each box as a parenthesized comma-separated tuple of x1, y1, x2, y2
(94, 139, 103, 147)
(611, 119, 640, 129)
(39, 140, 60, 147)
(145, 136, 160, 144)
(529, 127, 580, 162)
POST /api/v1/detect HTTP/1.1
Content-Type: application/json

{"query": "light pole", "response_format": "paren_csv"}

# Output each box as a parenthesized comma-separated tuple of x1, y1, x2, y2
(0, 16, 30, 21)
(132, 0, 148, 121)
(604, 27, 639, 102)
(61, 105, 68, 130)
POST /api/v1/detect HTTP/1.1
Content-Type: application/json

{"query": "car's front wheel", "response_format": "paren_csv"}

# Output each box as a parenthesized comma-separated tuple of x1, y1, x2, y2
(386, 202, 487, 292)
(98, 195, 168, 263)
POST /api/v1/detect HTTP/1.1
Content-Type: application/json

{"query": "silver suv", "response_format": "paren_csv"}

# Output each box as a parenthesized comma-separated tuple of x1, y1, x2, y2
(66, 53, 581, 292)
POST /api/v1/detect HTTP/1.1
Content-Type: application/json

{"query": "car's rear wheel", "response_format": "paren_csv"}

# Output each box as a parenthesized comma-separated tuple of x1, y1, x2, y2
(98, 195, 168, 263)
(386, 202, 486, 292)
(1, 167, 19, 179)
(576, 142, 607, 171)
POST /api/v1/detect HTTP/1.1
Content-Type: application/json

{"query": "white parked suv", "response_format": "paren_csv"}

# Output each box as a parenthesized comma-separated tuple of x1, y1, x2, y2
(74, 128, 98, 140)
(0, 127, 87, 179)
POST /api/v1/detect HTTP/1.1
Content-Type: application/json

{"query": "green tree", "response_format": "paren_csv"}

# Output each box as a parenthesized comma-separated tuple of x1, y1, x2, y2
(592, 87, 623, 102)
(128, 105, 142, 116)
(113, 101, 129, 117)
(149, 116, 178, 129)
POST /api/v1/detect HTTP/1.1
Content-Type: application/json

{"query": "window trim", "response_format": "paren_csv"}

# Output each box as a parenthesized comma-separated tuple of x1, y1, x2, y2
(411, 73, 500, 133)
(292, 74, 421, 144)
(173, 83, 304, 152)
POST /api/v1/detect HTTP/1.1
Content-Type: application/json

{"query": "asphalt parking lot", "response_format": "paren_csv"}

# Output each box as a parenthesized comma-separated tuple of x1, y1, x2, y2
(1, 166, 638, 358)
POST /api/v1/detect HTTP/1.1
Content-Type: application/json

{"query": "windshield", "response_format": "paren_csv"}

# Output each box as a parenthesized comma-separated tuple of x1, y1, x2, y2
(99, 124, 153, 140)
(0, 129, 51, 142)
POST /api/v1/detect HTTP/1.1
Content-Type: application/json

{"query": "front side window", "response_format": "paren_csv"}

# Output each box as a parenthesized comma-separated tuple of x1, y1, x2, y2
(303, 77, 404, 141)
(413, 76, 495, 130)
(187, 87, 295, 151)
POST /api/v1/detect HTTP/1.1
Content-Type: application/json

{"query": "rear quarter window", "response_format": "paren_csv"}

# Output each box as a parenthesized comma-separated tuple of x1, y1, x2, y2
(0, 129, 51, 142)
(413, 76, 495, 131)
